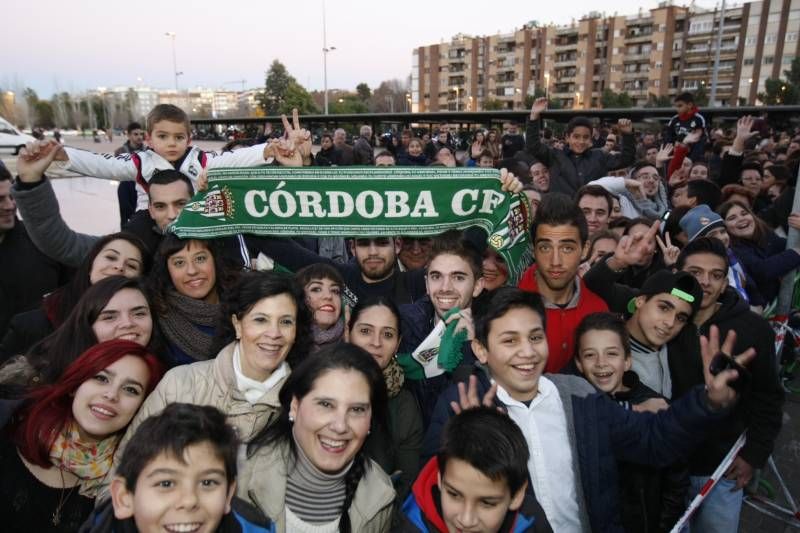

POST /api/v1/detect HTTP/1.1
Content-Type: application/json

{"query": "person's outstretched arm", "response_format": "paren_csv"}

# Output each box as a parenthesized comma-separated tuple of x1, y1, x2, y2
(13, 141, 100, 267)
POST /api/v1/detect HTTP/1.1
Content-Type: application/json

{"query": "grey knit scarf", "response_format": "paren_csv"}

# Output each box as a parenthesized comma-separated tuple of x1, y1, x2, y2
(158, 289, 219, 360)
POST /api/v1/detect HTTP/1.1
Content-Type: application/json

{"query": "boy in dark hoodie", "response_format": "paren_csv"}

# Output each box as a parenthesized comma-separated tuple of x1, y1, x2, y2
(400, 406, 551, 533)
(574, 312, 687, 533)
(664, 92, 707, 162)
(82, 403, 273, 533)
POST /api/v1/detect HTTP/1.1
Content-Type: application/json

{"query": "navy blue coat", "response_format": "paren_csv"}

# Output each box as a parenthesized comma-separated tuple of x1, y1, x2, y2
(399, 297, 476, 428)
(731, 231, 800, 303)
(423, 369, 726, 533)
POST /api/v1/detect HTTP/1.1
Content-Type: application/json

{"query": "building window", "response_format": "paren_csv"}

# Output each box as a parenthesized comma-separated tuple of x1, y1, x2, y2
(744, 57, 755, 65)
(764, 56, 774, 64)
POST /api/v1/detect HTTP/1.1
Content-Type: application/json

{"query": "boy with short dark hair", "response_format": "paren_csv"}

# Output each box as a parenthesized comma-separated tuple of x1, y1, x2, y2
(400, 406, 551, 532)
(525, 98, 636, 195)
(83, 403, 272, 533)
(665, 92, 707, 161)
(422, 286, 750, 532)
(52, 104, 305, 213)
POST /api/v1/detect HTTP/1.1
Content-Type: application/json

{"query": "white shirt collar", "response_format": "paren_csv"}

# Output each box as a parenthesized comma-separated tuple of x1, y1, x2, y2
(495, 375, 556, 410)
(233, 342, 288, 404)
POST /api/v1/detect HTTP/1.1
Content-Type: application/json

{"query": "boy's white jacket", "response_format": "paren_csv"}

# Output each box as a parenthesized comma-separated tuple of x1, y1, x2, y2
(59, 143, 268, 210)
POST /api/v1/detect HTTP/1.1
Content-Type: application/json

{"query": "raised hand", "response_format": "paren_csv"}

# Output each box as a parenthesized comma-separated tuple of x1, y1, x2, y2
(607, 220, 659, 271)
(735, 116, 758, 142)
(283, 108, 312, 159)
(444, 308, 476, 341)
(656, 232, 680, 267)
(668, 168, 688, 189)
(529, 97, 548, 120)
(17, 140, 63, 182)
(682, 129, 703, 145)
(499, 168, 523, 194)
(449, 375, 498, 414)
(701, 326, 756, 411)
(656, 143, 674, 166)
(624, 177, 645, 200)
(617, 118, 633, 135)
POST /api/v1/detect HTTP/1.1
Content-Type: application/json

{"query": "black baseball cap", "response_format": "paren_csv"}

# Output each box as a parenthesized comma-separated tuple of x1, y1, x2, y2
(627, 270, 703, 316)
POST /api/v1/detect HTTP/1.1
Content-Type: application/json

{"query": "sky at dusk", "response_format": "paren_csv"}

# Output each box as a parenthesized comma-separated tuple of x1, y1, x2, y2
(2, 0, 721, 98)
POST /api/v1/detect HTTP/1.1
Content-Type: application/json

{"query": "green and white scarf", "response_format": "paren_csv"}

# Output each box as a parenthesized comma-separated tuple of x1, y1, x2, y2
(170, 166, 533, 283)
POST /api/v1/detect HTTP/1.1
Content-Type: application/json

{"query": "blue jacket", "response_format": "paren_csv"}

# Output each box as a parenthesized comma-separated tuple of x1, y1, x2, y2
(731, 231, 800, 303)
(399, 297, 476, 428)
(398, 456, 550, 532)
(423, 369, 726, 533)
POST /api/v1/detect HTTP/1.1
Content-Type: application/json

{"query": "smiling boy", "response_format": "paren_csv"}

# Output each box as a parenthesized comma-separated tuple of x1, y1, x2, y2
(52, 104, 289, 212)
(400, 407, 550, 532)
(423, 287, 752, 533)
(524, 97, 636, 196)
(85, 403, 272, 533)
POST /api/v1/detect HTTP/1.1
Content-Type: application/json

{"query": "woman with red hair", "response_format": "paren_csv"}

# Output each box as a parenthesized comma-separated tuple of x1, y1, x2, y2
(0, 339, 163, 533)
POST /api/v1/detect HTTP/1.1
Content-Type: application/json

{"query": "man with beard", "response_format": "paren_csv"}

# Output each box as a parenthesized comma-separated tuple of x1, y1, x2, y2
(517, 193, 608, 373)
(399, 230, 485, 425)
(256, 233, 427, 305)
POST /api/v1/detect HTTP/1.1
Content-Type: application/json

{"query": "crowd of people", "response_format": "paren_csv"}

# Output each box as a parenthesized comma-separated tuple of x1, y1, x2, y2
(0, 88, 797, 533)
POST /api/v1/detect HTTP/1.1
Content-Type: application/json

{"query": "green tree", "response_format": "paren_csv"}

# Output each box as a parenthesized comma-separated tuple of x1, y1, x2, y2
(33, 100, 55, 128)
(330, 94, 369, 114)
(483, 98, 505, 110)
(645, 93, 673, 108)
(759, 78, 800, 105)
(356, 82, 371, 102)
(258, 60, 318, 115)
(283, 81, 319, 114)
(693, 84, 709, 106)
(784, 57, 800, 87)
(600, 89, 634, 108)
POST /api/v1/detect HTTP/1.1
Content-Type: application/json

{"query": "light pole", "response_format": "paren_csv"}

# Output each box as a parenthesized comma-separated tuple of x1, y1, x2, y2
(455, 86, 460, 111)
(405, 93, 411, 112)
(164, 32, 183, 92)
(322, 0, 336, 115)
(544, 72, 550, 101)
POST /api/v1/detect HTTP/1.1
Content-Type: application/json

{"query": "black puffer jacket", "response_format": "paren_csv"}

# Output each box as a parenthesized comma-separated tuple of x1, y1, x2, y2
(612, 372, 688, 533)
(524, 119, 636, 196)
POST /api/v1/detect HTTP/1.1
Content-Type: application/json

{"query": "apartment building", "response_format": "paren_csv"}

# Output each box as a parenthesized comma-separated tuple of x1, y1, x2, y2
(412, 0, 799, 111)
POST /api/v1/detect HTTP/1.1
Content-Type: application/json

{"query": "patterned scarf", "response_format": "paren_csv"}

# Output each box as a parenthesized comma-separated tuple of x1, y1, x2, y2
(383, 357, 405, 398)
(310, 319, 345, 354)
(49, 420, 119, 497)
(159, 289, 219, 360)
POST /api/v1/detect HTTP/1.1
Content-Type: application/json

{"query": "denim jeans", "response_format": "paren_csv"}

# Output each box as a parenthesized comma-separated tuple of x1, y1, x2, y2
(687, 476, 743, 533)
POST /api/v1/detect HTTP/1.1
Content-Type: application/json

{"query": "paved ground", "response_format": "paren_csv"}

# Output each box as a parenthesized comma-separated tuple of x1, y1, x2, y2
(739, 392, 800, 532)
(3, 135, 799, 532)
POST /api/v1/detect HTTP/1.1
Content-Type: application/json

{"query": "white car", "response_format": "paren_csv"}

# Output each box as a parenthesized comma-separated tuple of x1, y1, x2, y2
(0, 118, 36, 154)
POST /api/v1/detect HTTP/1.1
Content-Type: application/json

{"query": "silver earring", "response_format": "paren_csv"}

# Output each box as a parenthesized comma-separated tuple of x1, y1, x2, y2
(289, 415, 295, 423)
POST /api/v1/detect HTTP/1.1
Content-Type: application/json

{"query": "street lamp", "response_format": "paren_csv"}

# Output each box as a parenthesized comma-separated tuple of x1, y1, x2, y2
(322, 0, 336, 115)
(544, 72, 550, 100)
(454, 86, 460, 111)
(468, 95, 473, 111)
(164, 32, 183, 92)
(405, 93, 411, 112)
